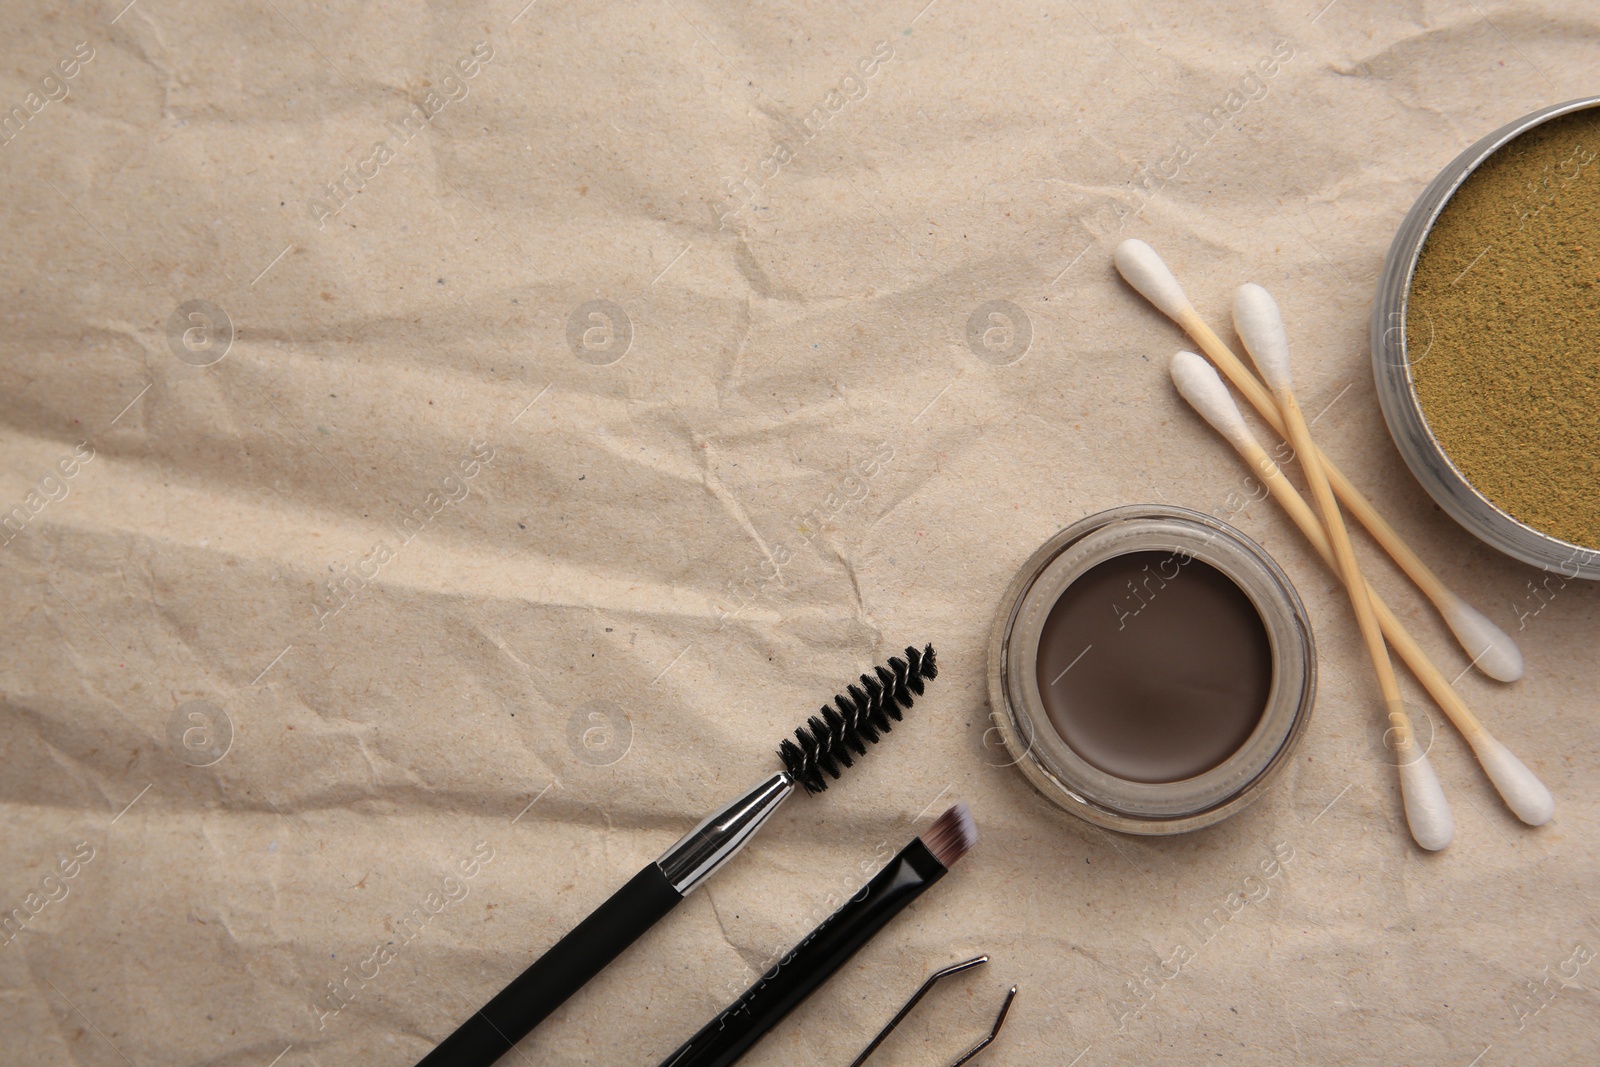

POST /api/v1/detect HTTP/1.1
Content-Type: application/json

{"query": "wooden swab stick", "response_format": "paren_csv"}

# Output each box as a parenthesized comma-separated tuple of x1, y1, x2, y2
(1231, 282, 1456, 850)
(1116, 239, 1524, 684)
(1171, 352, 1554, 827)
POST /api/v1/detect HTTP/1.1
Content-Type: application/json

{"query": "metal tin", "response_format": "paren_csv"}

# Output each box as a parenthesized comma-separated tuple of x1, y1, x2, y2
(1371, 96, 1600, 579)
(986, 505, 1316, 835)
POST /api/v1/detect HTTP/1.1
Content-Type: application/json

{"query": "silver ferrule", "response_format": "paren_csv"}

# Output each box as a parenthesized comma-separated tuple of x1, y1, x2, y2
(655, 771, 796, 896)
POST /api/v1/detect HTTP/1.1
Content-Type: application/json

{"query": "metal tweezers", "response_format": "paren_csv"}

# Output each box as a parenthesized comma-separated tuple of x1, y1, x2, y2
(849, 955, 1017, 1067)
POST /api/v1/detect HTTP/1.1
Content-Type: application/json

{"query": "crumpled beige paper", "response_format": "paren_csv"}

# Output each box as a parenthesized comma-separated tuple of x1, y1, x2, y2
(2, 1, 1597, 1064)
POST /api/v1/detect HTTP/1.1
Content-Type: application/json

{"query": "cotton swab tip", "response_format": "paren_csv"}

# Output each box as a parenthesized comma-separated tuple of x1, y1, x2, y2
(1231, 283, 1294, 394)
(1170, 351, 1256, 452)
(1473, 734, 1554, 826)
(1115, 239, 1194, 321)
(1441, 599, 1524, 682)
(1398, 751, 1455, 851)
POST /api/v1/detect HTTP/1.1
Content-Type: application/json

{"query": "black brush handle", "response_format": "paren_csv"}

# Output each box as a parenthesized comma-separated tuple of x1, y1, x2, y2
(657, 839, 947, 1067)
(417, 864, 682, 1067)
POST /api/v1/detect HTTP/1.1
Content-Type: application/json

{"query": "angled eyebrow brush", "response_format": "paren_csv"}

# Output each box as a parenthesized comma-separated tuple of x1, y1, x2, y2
(657, 802, 979, 1067)
(416, 644, 939, 1067)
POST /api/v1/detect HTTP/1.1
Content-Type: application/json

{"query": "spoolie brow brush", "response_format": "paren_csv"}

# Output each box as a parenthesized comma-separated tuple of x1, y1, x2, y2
(415, 644, 939, 1067)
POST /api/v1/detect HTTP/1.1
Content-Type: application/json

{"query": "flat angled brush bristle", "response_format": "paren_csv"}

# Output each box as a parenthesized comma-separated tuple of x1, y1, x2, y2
(778, 643, 938, 794)
(920, 803, 976, 869)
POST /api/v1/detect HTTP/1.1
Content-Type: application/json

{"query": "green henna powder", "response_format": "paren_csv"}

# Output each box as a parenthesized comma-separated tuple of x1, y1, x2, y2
(1407, 109, 1600, 550)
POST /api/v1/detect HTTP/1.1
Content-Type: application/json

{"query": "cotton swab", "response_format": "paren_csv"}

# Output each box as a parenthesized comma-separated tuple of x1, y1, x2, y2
(1116, 238, 1523, 683)
(1230, 284, 1452, 850)
(1170, 352, 1553, 827)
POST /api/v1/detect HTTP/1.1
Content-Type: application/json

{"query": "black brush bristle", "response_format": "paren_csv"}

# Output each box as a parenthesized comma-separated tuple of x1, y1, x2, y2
(777, 643, 938, 794)
(920, 802, 977, 869)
